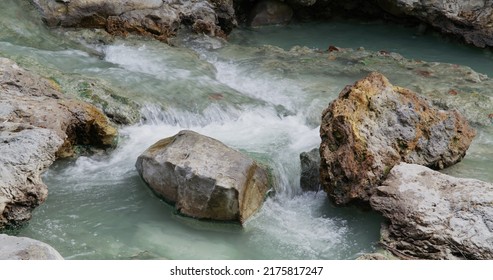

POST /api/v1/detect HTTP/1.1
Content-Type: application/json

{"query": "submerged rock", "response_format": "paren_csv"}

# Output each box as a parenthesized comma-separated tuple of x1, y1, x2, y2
(249, 0, 293, 27)
(299, 148, 320, 192)
(135, 130, 270, 224)
(0, 57, 117, 229)
(32, 0, 237, 41)
(370, 163, 493, 259)
(320, 72, 475, 205)
(0, 234, 63, 260)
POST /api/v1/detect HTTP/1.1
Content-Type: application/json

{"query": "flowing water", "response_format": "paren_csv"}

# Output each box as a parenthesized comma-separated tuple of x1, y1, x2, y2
(1, 1, 493, 259)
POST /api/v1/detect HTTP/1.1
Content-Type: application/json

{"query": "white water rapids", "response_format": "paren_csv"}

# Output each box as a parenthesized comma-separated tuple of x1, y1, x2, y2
(2, 0, 492, 259)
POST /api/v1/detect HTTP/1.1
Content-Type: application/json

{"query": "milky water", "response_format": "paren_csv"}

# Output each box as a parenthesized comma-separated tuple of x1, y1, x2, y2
(1, 1, 492, 259)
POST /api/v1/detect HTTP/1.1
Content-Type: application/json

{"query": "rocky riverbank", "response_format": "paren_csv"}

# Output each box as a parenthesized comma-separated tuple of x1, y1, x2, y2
(0, 57, 117, 230)
(32, 0, 493, 48)
(32, 0, 236, 42)
(0, 1, 491, 260)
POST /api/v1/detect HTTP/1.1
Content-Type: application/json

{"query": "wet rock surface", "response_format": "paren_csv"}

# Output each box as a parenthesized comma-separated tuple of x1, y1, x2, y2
(135, 130, 270, 224)
(370, 163, 493, 259)
(299, 148, 320, 192)
(0, 234, 63, 260)
(32, 0, 237, 41)
(319, 72, 475, 205)
(0, 57, 117, 229)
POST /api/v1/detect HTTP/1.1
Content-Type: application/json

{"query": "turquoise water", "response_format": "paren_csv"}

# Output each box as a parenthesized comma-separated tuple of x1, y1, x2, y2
(1, 1, 492, 259)
(230, 21, 493, 76)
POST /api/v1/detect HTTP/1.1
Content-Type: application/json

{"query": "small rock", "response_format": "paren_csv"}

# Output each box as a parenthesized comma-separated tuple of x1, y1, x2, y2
(355, 253, 388, 260)
(299, 148, 321, 192)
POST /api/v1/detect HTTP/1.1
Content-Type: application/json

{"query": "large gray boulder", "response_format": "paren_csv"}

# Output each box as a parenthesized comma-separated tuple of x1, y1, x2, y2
(370, 163, 493, 259)
(320, 72, 475, 205)
(0, 57, 117, 229)
(32, 0, 237, 41)
(135, 130, 270, 224)
(375, 0, 493, 48)
(0, 234, 63, 260)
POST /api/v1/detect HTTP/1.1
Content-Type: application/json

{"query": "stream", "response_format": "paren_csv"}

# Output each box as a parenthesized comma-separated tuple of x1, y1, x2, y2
(1, 0, 492, 259)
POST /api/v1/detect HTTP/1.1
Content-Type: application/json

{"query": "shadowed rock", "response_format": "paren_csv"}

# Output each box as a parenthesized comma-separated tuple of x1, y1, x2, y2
(299, 148, 320, 192)
(371, 163, 493, 259)
(249, 0, 293, 27)
(376, 0, 493, 48)
(135, 130, 270, 224)
(320, 72, 475, 205)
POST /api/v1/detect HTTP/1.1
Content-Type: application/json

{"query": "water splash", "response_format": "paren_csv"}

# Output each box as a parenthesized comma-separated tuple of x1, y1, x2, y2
(139, 103, 242, 127)
(245, 192, 349, 259)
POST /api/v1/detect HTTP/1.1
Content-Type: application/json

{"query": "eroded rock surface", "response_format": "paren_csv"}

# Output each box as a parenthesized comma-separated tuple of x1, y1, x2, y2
(376, 0, 493, 48)
(320, 72, 475, 205)
(0, 234, 63, 260)
(272, 0, 493, 48)
(370, 163, 493, 259)
(32, 0, 237, 41)
(0, 124, 62, 228)
(0, 57, 117, 157)
(0, 57, 117, 229)
(135, 130, 270, 224)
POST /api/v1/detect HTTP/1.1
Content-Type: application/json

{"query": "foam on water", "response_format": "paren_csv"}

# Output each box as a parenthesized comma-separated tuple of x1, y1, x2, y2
(245, 193, 349, 259)
(140, 103, 242, 127)
(32, 100, 372, 259)
(104, 44, 195, 80)
(11, 1, 478, 259)
(56, 104, 319, 194)
(212, 60, 304, 111)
